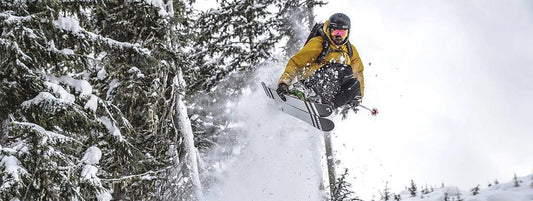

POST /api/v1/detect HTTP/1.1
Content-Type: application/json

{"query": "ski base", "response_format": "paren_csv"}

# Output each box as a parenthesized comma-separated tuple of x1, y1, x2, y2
(261, 82, 335, 132)
(261, 82, 333, 117)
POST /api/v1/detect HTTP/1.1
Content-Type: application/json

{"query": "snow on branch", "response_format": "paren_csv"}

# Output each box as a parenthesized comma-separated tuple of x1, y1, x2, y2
(0, 155, 28, 191)
(44, 82, 75, 104)
(84, 94, 99, 113)
(0, 11, 39, 25)
(22, 92, 72, 108)
(0, 38, 32, 62)
(47, 40, 75, 56)
(81, 164, 100, 182)
(141, 0, 174, 17)
(101, 166, 172, 182)
(52, 16, 151, 56)
(98, 117, 125, 142)
(81, 146, 102, 165)
(25, 74, 101, 116)
(78, 146, 112, 201)
(57, 76, 93, 96)
(12, 121, 81, 145)
(44, 73, 94, 97)
(0, 143, 29, 157)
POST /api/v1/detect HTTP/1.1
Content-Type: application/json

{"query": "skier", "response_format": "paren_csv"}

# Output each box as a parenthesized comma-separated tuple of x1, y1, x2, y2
(277, 13, 364, 109)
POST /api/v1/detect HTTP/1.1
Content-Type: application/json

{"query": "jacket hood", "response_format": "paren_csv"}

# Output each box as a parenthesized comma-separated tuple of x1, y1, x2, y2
(323, 20, 350, 46)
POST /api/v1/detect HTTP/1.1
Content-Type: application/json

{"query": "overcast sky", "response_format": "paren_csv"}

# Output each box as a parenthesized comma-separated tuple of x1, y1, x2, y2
(318, 0, 533, 199)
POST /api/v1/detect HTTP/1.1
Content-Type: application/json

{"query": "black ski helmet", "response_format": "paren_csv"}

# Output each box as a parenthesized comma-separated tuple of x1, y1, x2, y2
(328, 13, 351, 30)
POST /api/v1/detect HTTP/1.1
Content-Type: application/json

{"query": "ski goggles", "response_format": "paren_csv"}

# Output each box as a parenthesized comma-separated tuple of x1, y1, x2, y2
(332, 29, 348, 38)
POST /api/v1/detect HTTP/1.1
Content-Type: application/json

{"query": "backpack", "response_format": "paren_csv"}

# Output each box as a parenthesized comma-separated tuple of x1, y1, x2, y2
(304, 23, 354, 63)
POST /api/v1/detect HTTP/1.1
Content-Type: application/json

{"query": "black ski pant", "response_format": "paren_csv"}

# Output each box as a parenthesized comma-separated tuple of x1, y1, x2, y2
(303, 63, 361, 108)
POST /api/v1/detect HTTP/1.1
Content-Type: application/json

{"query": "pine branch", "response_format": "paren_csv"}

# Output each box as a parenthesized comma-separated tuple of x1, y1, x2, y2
(101, 166, 172, 183)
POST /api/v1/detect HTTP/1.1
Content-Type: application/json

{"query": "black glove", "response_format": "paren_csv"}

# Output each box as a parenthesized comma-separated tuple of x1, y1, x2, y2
(276, 83, 289, 101)
(348, 96, 362, 107)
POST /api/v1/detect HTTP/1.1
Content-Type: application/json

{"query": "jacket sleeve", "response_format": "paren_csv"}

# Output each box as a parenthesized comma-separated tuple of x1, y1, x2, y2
(279, 37, 323, 86)
(350, 44, 364, 97)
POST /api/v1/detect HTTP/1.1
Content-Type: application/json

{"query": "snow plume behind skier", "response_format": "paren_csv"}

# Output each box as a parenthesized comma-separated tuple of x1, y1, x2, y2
(203, 61, 326, 201)
(277, 13, 365, 109)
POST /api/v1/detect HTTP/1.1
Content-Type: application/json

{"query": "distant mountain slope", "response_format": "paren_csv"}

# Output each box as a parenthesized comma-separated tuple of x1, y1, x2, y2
(400, 174, 533, 201)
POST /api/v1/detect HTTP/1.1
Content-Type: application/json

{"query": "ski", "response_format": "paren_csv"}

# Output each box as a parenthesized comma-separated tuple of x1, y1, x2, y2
(261, 82, 333, 117)
(279, 103, 335, 132)
(261, 82, 335, 132)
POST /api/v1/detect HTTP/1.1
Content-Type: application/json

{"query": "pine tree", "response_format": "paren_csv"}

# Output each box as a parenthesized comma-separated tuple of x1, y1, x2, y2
(1, 1, 202, 200)
(188, 0, 283, 92)
(274, 0, 327, 56)
(184, 0, 285, 157)
(89, 1, 203, 200)
(380, 181, 391, 201)
(0, 1, 116, 199)
(394, 194, 401, 201)
(331, 169, 362, 201)
(513, 173, 521, 187)
(408, 179, 417, 197)
(471, 184, 480, 195)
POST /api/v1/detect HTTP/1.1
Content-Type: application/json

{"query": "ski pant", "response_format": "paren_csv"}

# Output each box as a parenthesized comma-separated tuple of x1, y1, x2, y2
(303, 63, 361, 108)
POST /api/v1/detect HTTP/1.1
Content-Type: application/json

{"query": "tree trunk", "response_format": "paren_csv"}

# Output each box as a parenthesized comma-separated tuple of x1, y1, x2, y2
(173, 70, 202, 200)
(323, 131, 336, 197)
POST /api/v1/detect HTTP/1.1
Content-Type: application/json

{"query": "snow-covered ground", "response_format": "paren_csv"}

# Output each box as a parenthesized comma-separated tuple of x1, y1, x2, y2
(402, 174, 533, 201)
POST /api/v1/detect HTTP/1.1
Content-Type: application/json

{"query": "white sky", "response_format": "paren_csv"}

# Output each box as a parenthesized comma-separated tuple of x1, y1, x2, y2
(317, 0, 533, 199)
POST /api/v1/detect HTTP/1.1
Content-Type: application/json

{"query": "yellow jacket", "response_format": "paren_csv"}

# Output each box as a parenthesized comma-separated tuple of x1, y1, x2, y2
(279, 20, 364, 97)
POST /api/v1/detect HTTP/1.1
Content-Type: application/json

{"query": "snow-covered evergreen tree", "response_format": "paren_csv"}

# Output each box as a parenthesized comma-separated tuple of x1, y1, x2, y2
(408, 179, 417, 197)
(471, 184, 480, 195)
(331, 169, 362, 201)
(1, 1, 200, 200)
(188, 0, 282, 91)
(85, 1, 204, 200)
(275, 0, 326, 56)
(380, 182, 392, 201)
(513, 173, 522, 187)
(0, 1, 117, 199)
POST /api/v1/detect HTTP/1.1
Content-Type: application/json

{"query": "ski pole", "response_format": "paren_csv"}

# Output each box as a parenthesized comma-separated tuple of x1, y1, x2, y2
(359, 104, 378, 116)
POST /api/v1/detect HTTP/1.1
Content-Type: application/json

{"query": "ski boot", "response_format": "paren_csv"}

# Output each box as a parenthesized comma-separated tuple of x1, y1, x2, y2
(289, 89, 306, 100)
(336, 97, 361, 119)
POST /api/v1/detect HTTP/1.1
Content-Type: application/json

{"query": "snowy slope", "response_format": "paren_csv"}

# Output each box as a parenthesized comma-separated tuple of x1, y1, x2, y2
(401, 174, 533, 201)
(204, 63, 327, 201)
